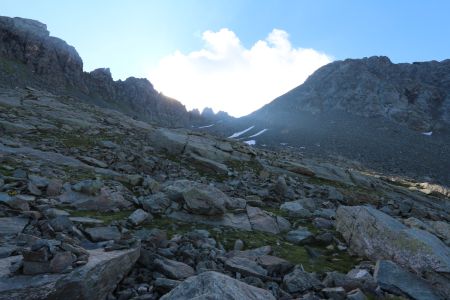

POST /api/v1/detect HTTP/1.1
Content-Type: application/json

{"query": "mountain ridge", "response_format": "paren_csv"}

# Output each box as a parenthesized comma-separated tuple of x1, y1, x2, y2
(250, 56, 450, 132)
(0, 16, 197, 127)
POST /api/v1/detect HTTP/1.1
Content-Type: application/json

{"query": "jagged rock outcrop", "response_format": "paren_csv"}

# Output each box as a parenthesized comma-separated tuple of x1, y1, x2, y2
(0, 16, 197, 127)
(253, 56, 450, 131)
(0, 16, 85, 91)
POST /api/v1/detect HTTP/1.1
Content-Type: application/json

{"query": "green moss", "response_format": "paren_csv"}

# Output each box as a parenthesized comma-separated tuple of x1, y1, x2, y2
(209, 226, 357, 273)
(226, 158, 263, 174)
(60, 166, 98, 182)
(67, 209, 133, 224)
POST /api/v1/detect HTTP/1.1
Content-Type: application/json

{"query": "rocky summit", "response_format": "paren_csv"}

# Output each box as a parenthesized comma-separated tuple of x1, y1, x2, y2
(0, 16, 449, 300)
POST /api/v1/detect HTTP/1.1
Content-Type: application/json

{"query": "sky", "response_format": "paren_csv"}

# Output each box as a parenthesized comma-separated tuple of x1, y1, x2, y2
(1, 1, 450, 116)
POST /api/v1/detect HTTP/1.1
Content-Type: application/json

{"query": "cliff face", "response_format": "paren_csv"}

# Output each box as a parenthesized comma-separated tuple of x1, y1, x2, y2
(0, 16, 194, 127)
(252, 56, 450, 131)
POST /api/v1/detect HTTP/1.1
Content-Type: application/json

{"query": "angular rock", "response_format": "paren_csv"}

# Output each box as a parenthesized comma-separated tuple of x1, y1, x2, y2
(0, 217, 29, 237)
(165, 180, 227, 215)
(140, 192, 171, 214)
(128, 209, 151, 226)
(336, 205, 450, 274)
(85, 226, 121, 242)
(59, 188, 133, 212)
(72, 179, 103, 196)
(153, 257, 195, 280)
(374, 260, 442, 300)
(160, 271, 275, 300)
(280, 200, 312, 218)
(0, 247, 140, 300)
(246, 206, 280, 234)
(168, 210, 252, 231)
(283, 268, 323, 293)
(224, 256, 268, 279)
(256, 255, 294, 275)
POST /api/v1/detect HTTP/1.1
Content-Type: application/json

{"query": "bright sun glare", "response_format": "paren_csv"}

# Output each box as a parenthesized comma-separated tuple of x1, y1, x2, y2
(148, 28, 331, 117)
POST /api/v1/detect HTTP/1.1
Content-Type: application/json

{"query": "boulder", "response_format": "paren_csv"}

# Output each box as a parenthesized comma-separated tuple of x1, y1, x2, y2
(140, 192, 171, 214)
(0, 247, 140, 300)
(160, 271, 276, 300)
(59, 187, 133, 212)
(85, 226, 121, 242)
(280, 200, 312, 218)
(153, 257, 195, 280)
(164, 180, 227, 215)
(127, 209, 151, 226)
(224, 256, 268, 279)
(374, 260, 442, 300)
(168, 211, 252, 231)
(283, 268, 323, 293)
(336, 206, 450, 274)
(246, 206, 280, 234)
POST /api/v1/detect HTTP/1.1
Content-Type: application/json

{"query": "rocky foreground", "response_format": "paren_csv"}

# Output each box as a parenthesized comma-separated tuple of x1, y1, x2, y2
(0, 87, 449, 299)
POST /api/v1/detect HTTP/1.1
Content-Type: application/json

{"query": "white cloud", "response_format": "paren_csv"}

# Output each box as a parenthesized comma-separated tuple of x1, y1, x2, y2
(148, 28, 332, 117)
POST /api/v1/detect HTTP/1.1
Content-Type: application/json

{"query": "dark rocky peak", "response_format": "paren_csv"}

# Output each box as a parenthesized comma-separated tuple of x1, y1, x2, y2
(1, 17, 49, 37)
(90, 68, 113, 81)
(252, 56, 450, 131)
(201, 107, 215, 118)
(0, 16, 85, 90)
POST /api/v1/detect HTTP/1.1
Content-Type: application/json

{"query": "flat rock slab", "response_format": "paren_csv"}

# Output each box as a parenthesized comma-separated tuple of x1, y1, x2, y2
(336, 205, 450, 274)
(374, 260, 442, 300)
(0, 217, 29, 237)
(160, 271, 275, 300)
(225, 256, 268, 279)
(168, 211, 252, 231)
(0, 247, 140, 300)
(85, 226, 121, 242)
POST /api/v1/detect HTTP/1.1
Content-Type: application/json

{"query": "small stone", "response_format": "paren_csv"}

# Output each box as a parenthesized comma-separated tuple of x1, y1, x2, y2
(128, 209, 151, 226)
(50, 251, 74, 273)
(27, 182, 42, 196)
(46, 179, 63, 196)
(234, 239, 244, 251)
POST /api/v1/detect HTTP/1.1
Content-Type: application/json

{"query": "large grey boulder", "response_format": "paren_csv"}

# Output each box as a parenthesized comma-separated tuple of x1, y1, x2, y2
(160, 271, 275, 300)
(164, 180, 227, 215)
(336, 206, 450, 274)
(0, 247, 140, 300)
(374, 260, 442, 300)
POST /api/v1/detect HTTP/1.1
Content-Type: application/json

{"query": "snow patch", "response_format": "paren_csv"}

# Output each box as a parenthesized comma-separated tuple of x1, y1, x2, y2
(228, 126, 255, 138)
(244, 140, 256, 146)
(248, 129, 268, 138)
(422, 131, 433, 136)
(198, 124, 215, 129)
